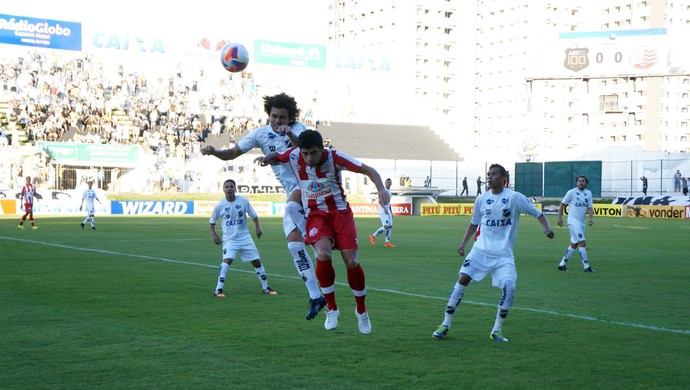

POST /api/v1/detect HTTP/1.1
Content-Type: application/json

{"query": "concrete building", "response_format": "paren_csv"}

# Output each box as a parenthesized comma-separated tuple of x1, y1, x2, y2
(326, 1, 690, 163)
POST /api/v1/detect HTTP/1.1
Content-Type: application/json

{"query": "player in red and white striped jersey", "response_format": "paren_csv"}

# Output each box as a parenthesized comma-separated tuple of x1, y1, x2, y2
(257, 130, 390, 335)
(18, 176, 39, 229)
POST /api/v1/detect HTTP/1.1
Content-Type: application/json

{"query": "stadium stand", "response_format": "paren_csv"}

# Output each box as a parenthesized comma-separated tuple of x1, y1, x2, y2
(316, 122, 461, 161)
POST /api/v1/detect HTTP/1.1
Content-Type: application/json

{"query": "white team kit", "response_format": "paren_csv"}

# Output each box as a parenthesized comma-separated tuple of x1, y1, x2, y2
(561, 187, 593, 244)
(378, 187, 393, 227)
(209, 196, 260, 262)
(237, 122, 306, 236)
(462, 188, 543, 287)
(82, 189, 98, 215)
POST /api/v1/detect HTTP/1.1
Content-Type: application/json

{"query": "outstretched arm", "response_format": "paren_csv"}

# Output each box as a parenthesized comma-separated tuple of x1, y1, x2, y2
(255, 152, 280, 166)
(201, 145, 244, 161)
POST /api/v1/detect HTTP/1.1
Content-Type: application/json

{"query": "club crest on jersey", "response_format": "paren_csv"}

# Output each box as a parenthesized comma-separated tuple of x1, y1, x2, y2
(307, 180, 325, 192)
(502, 208, 511, 218)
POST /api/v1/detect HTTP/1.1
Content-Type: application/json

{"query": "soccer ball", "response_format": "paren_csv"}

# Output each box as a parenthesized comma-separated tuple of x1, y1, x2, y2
(220, 43, 249, 73)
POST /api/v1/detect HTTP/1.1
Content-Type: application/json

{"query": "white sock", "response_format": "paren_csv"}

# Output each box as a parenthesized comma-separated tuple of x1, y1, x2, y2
(559, 247, 574, 266)
(373, 227, 384, 237)
(385, 228, 392, 242)
(491, 280, 515, 333)
(216, 262, 229, 291)
(442, 282, 466, 327)
(288, 241, 321, 299)
(579, 247, 589, 268)
(255, 265, 269, 290)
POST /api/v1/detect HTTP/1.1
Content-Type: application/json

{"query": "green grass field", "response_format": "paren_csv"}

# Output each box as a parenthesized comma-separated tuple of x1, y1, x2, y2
(1, 214, 688, 389)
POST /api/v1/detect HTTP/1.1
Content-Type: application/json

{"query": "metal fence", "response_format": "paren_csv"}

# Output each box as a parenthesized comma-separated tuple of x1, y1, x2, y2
(356, 157, 690, 199)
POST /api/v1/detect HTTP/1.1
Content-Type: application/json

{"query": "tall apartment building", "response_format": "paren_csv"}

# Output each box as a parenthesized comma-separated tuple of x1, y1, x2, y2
(326, 1, 472, 148)
(328, 1, 690, 162)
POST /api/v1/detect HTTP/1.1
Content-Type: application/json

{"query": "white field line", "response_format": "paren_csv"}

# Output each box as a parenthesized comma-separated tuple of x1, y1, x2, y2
(2, 236, 689, 335)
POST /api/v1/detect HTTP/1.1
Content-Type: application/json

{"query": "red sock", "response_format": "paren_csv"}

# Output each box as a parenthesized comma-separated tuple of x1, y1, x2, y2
(316, 259, 337, 311)
(347, 264, 367, 314)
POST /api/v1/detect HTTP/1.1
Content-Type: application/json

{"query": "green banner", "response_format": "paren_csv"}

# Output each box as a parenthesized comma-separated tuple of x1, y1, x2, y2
(253, 40, 326, 69)
(41, 142, 140, 167)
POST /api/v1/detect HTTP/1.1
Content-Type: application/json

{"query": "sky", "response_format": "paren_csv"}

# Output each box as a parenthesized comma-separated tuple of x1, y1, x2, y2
(2, 0, 329, 43)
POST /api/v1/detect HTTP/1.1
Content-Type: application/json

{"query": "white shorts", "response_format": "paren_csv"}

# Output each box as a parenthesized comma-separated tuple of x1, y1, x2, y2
(283, 188, 306, 237)
(84, 207, 95, 216)
(378, 212, 393, 228)
(283, 212, 305, 238)
(459, 252, 516, 288)
(222, 242, 260, 262)
(567, 223, 586, 244)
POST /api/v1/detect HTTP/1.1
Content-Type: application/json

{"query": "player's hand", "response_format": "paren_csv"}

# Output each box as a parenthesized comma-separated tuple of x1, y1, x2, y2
(212, 235, 221, 245)
(457, 245, 466, 256)
(254, 156, 267, 166)
(256, 229, 263, 239)
(556, 218, 563, 227)
(545, 229, 555, 239)
(588, 220, 593, 226)
(378, 191, 390, 208)
(274, 125, 290, 135)
(201, 146, 215, 156)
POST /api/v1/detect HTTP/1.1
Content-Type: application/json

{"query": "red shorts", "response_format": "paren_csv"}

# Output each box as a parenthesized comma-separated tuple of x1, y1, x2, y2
(23, 203, 33, 213)
(305, 208, 358, 251)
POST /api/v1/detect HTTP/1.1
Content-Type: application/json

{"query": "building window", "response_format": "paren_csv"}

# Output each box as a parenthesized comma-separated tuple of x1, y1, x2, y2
(600, 94, 619, 111)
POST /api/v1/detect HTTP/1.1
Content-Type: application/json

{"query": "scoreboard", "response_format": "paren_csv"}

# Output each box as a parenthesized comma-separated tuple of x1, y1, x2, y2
(527, 28, 685, 79)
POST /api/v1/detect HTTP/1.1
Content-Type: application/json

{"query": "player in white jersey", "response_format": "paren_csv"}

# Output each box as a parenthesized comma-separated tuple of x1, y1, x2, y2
(432, 164, 554, 342)
(369, 178, 395, 247)
(80, 181, 101, 230)
(556, 175, 595, 272)
(257, 130, 390, 335)
(201, 93, 325, 319)
(210, 179, 277, 297)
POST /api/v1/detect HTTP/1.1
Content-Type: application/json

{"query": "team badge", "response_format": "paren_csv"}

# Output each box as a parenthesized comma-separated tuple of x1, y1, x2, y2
(307, 181, 325, 192)
(564, 47, 589, 72)
(629, 46, 658, 69)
